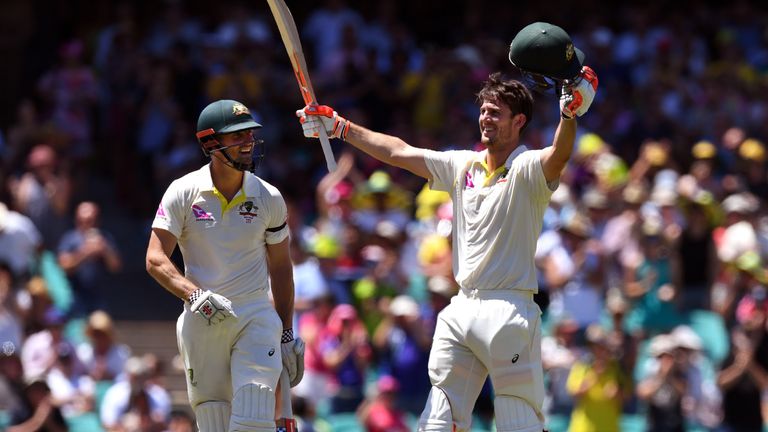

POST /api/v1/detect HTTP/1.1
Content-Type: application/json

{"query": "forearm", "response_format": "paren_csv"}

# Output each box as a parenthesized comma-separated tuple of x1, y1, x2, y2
(747, 362, 768, 390)
(270, 262, 295, 330)
(345, 123, 411, 168)
(146, 254, 198, 301)
(541, 118, 576, 182)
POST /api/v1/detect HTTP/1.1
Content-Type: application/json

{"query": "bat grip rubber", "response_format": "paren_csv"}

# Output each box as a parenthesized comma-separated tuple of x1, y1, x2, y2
(318, 128, 337, 172)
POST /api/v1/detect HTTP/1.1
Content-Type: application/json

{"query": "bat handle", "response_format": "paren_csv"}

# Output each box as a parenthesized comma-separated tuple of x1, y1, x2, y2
(317, 128, 337, 172)
(276, 369, 297, 432)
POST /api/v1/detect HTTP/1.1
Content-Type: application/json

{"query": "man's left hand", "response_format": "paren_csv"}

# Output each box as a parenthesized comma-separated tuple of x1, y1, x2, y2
(560, 66, 598, 119)
(281, 330, 305, 387)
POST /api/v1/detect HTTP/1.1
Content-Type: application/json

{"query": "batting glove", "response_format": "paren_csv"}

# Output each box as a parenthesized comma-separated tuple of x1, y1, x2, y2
(560, 66, 599, 119)
(280, 328, 305, 387)
(188, 289, 236, 326)
(296, 104, 350, 140)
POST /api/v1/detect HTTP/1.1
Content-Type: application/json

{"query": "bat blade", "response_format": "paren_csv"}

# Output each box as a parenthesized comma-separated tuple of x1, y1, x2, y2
(275, 369, 296, 432)
(267, 0, 337, 172)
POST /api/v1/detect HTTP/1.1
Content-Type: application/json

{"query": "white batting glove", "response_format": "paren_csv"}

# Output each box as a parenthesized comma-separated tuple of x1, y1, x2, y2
(280, 328, 305, 387)
(296, 104, 350, 140)
(188, 289, 236, 326)
(560, 66, 599, 119)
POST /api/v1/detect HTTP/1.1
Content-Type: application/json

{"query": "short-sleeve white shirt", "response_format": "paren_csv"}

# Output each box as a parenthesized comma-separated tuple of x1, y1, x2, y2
(151, 164, 289, 299)
(424, 146, 554, 292)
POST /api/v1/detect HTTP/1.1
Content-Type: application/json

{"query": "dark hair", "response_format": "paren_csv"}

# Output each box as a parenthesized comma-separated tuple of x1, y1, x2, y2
(477, 72, 534, 133)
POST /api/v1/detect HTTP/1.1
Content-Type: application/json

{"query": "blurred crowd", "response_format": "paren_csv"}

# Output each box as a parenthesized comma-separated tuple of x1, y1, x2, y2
(1, 0, 768, 431)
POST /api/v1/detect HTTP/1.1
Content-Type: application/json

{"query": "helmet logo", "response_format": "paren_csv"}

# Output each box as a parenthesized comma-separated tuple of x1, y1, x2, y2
(565, 43, 575, 61)
(232, 103, 250, 116)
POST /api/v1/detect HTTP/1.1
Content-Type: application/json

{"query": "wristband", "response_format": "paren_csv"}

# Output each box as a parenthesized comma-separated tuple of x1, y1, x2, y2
(281, 328, 294, 343)
(188, 288, 203, 304)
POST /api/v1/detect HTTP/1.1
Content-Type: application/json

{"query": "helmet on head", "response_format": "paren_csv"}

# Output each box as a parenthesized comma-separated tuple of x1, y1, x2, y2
(508, 22, 585, 94)
(196, 99, 264, 172)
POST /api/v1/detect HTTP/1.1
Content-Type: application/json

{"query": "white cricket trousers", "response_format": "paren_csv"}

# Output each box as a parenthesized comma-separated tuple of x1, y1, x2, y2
(176, 292, 283, 407)
(427, 288, 544, 429)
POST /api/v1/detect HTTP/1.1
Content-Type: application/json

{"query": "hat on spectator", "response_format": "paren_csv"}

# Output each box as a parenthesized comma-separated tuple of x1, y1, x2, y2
(428, 276, 458, 298)
(717, 221, 758, 263)
(650, 188, 677, 207)
(585, 324, 608, 345)
(576, 133, 606, 157)
(311, 234, 340, 259)
(722, 192, 759, 215)
(649, 334, 677, 357)
(622, 181, 648, 205)
(560, 210, 593, 238)
(736, 288, 768, 325)
(582, 188, 608, 209)
(124, 356, 150, 376)
(415, 185, 451, 221)
(692, 140, 717, 160)
(645, 141, 668, 166)
(87, 310, 115, 339)
(671, 325, 702, 351)
(367, 170, 392, 193)
(389, 295, 420, 317)
(43, 307, 67, 327)
(739, 138, 766, 162)
(377, 375, 400, 393)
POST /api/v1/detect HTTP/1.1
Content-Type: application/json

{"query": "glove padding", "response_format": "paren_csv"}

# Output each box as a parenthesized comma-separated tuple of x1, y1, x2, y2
(560, 66, 598, 119)
(281, 336, 305, 387)
(296, 104, 350, 140)
(188, 289, 236, 325)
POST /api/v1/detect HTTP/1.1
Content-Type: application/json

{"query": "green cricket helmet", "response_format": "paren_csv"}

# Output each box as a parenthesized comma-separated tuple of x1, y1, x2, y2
(196, 99, 264, 172)
(508, 22, 585, 94)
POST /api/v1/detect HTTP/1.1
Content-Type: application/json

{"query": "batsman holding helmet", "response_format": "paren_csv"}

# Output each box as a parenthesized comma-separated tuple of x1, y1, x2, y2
(297, 23, 598, 432)
(146, 99, 304, 432)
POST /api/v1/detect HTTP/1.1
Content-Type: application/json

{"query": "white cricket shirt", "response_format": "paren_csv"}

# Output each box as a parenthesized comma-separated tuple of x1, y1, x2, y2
(425, 146, 554, 292)
(152, 164, 289, 299)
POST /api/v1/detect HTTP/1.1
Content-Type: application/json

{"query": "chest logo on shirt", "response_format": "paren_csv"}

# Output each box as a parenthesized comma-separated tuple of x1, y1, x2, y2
(238, 200, 258, 223)
(191, 205, 215, 221)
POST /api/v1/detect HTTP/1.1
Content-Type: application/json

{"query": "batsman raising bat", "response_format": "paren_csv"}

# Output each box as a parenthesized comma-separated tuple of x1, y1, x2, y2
(297, 22, 597, 432)
(146, 99, 304, 432)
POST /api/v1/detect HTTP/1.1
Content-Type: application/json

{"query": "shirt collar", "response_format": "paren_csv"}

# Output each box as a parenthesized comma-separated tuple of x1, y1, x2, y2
(471, 145, 528, 173)
(196, 163, 261, 198)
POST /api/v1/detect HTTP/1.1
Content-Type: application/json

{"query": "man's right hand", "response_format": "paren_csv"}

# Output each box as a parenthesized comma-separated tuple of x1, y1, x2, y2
(296, 105, 350, 140)
(188, 289, 236, 325)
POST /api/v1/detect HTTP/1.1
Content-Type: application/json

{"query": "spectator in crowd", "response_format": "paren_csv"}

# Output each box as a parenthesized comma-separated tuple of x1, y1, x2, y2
(371, 294, 431, 414)
(637, 334, 687, 432)
(20, 307, 75, 382)
(8, 144, 71, 250)
(57, 201, 122, 317)
(566, 325, 631, 432)
(76, 310, 131, 383)
(8, 379, 68, 432)
(717, 288, 768, 432)
(100, 355, 171, 431)
(320, 304, 372, 413)
(295, 292, 336, 408)
(542, 317, 583, 417)
(357, 375, 409, 432)
(0, 262, 23, 354)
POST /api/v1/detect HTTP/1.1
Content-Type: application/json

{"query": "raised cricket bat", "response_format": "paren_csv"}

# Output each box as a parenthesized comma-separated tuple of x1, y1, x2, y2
(275, 369, 297, 432)
(267, 0, 337, 173)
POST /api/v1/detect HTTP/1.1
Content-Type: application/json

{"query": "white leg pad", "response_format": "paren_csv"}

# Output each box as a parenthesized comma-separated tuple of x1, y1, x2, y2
(494, 396, 543, 432)
(418, 386, 456, 431)
(196, 401, 231, 432)
(229, 383, 276, 432)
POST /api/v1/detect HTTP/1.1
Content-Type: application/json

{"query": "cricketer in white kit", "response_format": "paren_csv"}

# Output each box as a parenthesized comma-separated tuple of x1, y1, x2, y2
(296, 63, 598, 432)
(146, 99, 304, 432)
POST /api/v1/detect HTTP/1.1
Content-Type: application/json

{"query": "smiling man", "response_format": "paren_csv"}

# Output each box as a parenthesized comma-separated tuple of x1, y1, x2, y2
(296, 65, 597, 431)
(145, 99, 304, 431)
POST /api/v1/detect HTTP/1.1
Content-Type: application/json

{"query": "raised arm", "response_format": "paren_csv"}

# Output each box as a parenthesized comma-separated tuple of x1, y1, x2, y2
(297, 105, 432, 180)
(540, 66, 598, 182)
